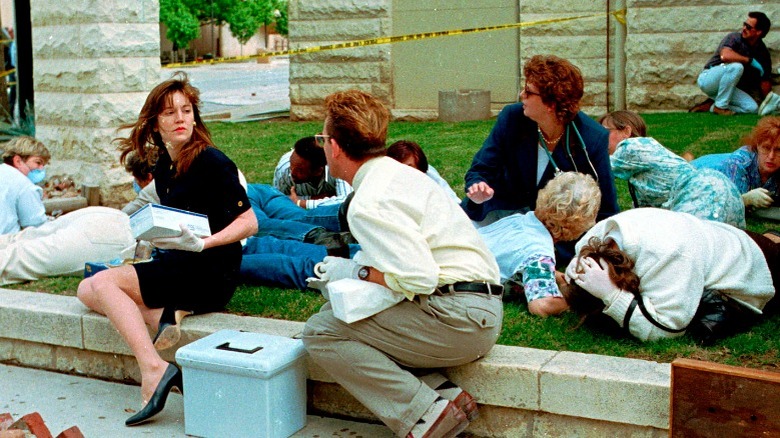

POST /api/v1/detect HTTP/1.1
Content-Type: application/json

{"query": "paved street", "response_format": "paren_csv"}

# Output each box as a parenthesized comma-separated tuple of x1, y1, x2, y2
(162, 57, 291, 117)
(0, 363, 392, 437)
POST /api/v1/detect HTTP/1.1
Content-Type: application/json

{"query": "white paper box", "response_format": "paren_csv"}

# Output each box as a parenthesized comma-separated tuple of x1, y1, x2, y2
(129, 203, 211, 240)
(176, 330, 307, 438)
(327, 278, 405, 323)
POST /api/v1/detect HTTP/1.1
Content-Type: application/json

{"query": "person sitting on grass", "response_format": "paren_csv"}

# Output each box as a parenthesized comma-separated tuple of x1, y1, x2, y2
(273, 135, 353, 209)
(562, 208, 777, 343)
(121, 151, 158, 215)
(600, 110, 745, 228)
(689, 116, 780, 212)
(0, 136, 134, 286)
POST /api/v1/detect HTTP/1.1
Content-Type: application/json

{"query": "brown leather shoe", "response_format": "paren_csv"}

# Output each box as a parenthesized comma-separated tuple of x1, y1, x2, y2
(419, 374, 479, 422)
(451, 390, 479, 422)
(689, 97, 713, 113)
(407, 399, 469, 438)
(712, 106, 734, 116)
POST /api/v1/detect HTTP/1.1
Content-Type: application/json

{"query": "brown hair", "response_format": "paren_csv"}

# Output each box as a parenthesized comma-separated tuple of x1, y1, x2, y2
(598, 110, 647, 138)
(535, 172, 600, 242)
(742, 116, 780, 153)
(123, 151, 155, 181)
(561, 236, 640, 321)
(523, 55, 584, 123)
(116, 71, 213, 176)
(324, 89, 389, 161)
(2, 136, 50, 165)
(386, 140, 428, 172)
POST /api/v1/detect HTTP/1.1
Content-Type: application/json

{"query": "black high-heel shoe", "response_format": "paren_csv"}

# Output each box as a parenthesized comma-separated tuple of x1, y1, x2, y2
(125, 363, 183, 426)
(152, 308, 192, 351)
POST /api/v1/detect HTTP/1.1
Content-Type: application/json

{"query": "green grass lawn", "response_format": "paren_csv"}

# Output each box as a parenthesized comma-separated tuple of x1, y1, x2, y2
(6, 112, 779, 371)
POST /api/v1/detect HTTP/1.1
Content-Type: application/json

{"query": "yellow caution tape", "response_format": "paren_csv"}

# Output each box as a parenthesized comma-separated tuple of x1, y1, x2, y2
(0, 68, 15, 79)
(613, 9, 627, 26)
(165, 9, 627, 68)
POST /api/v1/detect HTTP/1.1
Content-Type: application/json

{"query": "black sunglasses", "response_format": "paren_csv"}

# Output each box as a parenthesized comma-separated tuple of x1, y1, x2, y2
(743, 21, 755, 31)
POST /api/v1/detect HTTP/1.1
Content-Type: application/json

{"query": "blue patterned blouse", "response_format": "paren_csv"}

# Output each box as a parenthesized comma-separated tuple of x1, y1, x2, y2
(611, 137, 746, 228)
(691, 145, 780, 197)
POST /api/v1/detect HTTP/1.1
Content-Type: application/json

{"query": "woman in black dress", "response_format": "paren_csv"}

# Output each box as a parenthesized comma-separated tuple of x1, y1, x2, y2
(77, 72, 257, 426)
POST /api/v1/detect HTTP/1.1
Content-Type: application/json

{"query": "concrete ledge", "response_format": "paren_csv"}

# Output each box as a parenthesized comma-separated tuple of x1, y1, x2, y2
(0, 289, 668, 437)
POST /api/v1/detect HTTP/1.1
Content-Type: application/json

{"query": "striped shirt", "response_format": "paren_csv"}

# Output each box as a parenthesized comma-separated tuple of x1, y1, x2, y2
(272, 150, 353, 208)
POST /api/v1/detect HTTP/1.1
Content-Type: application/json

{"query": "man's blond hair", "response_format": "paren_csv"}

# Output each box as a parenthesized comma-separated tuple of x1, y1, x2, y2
(2, 136, 50, 165)
(535, 172, 601, 241)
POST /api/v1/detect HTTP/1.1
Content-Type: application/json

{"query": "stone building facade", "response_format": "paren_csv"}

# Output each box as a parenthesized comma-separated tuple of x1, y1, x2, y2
(288, 0, 780, 120)
(22, 1, 780, 204)
(31, 1, 161, 207)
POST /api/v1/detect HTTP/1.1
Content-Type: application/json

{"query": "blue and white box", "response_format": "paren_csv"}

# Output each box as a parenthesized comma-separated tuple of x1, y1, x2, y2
(175, 330, 307, 438)
(129, 203, 211, 241)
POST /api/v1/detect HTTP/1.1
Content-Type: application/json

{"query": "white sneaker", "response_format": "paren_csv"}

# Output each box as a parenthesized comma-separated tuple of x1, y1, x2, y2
(758, 92, 780, 116)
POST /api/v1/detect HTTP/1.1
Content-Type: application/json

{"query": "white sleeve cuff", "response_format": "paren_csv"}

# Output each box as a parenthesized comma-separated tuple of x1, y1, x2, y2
(603, 290, 635, 327)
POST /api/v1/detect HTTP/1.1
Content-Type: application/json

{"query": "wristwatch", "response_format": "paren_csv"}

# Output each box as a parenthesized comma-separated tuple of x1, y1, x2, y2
(358, 266, 370, 280)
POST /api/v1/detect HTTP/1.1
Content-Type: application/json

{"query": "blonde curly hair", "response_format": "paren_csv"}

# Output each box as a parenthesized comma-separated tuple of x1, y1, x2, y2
(535, 172, 601, 242)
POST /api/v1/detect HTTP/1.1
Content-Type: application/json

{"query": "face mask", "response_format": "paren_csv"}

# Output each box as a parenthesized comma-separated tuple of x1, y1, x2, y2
(132, 180, 142, 194)
(27, 168, 46, 185)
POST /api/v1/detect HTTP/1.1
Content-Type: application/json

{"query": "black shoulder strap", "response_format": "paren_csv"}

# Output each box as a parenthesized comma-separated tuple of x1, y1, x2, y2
(626, 293, 687, 334)
(628, 182, 640, 208)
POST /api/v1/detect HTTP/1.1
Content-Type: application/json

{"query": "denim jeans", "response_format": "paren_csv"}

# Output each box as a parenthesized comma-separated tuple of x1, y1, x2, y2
(247, 184, 342, 241)
(240, 236, 326, 289)
(240, 236, 361, 290)
(697, 63, 758, 114)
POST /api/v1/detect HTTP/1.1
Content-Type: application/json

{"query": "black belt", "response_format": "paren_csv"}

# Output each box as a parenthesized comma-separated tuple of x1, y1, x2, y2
(437, 282, 503, 296)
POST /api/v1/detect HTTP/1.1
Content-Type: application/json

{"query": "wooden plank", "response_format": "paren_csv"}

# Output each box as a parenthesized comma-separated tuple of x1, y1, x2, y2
(82, 185, 100, 206)
(670, 358, 780, 437)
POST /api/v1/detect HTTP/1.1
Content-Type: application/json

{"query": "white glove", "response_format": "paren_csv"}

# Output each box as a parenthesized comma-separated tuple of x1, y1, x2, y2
(150, 224, 205, 252)
(742, 188, 773, 209)
(315, 256, 361, 282)
(306, 276, 329, 297)
(572, 257, 622, 304)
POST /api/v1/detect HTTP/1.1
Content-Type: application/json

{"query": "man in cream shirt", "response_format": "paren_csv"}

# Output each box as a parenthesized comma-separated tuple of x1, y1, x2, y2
(302, 90, 502, 438)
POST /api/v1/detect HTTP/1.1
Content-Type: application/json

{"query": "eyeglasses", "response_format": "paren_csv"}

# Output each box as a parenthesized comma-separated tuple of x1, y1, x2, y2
(314, 134, 331, 147)
(757, 144, 780, 155)
(522, 85, 541, 97)
(743, 21, 755, 31)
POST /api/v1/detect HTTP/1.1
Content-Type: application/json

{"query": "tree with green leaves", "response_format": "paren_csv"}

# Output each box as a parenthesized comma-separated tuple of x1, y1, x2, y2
(272, 0, 288, 36)
(187, 0, 235, 26)
(159, 0, 288, 59)
(160, 0, 201, 62)
(225, 0, 274, 52)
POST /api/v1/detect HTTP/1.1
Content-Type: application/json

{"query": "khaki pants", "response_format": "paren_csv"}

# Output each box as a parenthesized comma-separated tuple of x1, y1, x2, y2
(0, 207, 134, 285)
(302, 291, 503, 437)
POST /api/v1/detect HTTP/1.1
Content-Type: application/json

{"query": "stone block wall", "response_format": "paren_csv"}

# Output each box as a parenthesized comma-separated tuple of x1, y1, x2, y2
(31, 1, 161, 208)
(518, 2, 612, 116)
(288, 0, 779, 119)
(0, 288, 672, 437)
(287, 0, 392, 121)
(626, 1, 779, 111)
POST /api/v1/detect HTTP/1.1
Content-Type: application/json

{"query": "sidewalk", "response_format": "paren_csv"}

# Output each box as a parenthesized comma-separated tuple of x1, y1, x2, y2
(0, 364, 392, 437)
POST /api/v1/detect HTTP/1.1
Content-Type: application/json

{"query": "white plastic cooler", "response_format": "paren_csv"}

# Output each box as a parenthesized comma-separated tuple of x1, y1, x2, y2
(175, 329, 307, 438)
